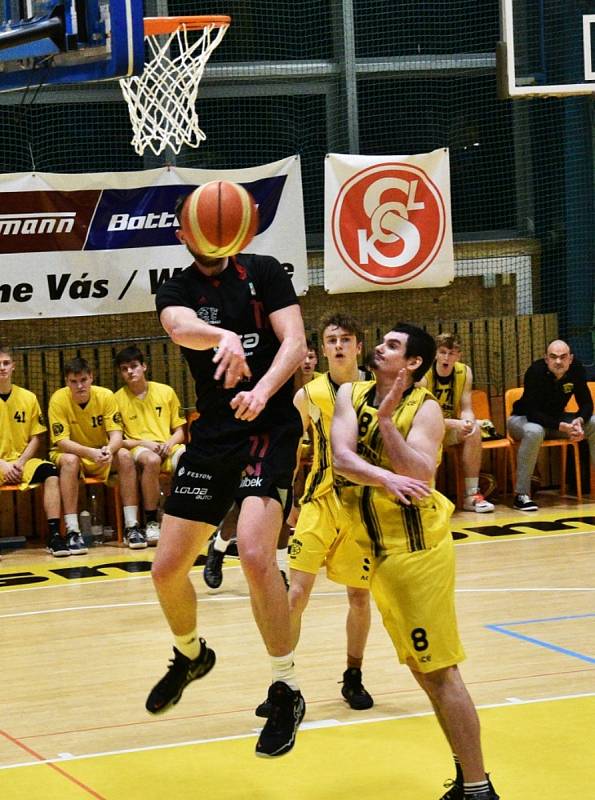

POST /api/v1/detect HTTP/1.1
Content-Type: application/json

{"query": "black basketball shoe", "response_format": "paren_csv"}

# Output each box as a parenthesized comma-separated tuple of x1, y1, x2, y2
(203, 538, 225, 588)
(255, 681, 305, 758)
(146, 639, 216, 714)
(340, 667, 374, 710)
(439, 775, 500, 799)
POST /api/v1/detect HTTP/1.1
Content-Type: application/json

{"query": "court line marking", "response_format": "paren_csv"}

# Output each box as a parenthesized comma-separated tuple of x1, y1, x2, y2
(486, 613, 595, 665)
(0, 525, 593, 594)
(1, 586, 594, 620)
(1, 691, 593, 771)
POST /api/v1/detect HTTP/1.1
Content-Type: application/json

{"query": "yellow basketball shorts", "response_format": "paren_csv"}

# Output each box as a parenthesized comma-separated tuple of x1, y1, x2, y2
(0, 458, 53, 490)
(371, 532, 466, 673)
(289, 492, 373, 588)
(130, 443, 185, 474)
(51, 451, 112, 483)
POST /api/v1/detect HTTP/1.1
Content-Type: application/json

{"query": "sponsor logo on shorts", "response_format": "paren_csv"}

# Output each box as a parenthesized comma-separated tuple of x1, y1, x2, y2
(289, 537, 302, 557)
(239, 475, 263, 488)
(174, 486, 213, 501)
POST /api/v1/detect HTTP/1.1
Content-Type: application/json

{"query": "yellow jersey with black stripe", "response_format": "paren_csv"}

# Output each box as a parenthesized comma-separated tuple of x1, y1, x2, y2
(0, 385, 47, 461)
(49, 385, 122, 453)
(115, 381, 185, 443)
(300, 372, 337, 503)
(423, 361, 467, 419)
(345, 380, 453, 556)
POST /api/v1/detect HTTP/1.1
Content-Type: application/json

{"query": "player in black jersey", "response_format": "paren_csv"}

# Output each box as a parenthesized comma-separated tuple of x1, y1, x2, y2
(149, 189, 307, 758)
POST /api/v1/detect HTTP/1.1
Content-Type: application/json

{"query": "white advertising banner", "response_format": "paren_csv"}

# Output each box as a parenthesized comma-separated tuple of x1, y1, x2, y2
(0, 155, 307, 320)
(325, 149, 454, 293)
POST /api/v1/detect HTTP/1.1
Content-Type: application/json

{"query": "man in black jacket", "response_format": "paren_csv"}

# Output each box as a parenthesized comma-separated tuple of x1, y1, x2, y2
(507, 339, 594, 511)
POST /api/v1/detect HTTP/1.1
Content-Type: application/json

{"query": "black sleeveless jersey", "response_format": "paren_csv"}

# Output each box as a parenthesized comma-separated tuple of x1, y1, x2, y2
(155, 253, 299, 421)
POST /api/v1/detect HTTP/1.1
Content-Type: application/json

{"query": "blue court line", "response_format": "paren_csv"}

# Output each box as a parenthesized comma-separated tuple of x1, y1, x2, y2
(486, 613, 595, 665)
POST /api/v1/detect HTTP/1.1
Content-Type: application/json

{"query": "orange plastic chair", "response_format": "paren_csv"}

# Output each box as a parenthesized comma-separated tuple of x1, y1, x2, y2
(471, 389, 515, 496)
(504, 387, 582, 501)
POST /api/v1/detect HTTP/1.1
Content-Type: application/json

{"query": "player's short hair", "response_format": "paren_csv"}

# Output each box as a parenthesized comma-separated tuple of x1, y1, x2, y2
(390, 322, 436, 381)
(64, 357, 92, 377)
(305, 338, 317, 353)
(435, 332, 462, 351)
(174, 192, 192, 222)
(320, 313, 363, 342)
(115, 345, 145, 367)
(0, 343, 14, 359)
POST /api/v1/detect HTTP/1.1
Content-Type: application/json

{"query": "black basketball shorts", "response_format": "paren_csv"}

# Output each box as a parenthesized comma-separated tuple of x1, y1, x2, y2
(164, 412, 301, 526)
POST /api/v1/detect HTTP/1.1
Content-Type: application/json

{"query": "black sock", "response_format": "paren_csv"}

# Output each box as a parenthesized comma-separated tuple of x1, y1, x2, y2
(453, 755, 463, 784)
(144, 509, 158, 524)
(48, 519, 60, 536)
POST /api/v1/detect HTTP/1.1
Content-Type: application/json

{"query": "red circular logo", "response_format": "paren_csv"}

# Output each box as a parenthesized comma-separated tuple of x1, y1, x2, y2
(331, 163, 446, 285)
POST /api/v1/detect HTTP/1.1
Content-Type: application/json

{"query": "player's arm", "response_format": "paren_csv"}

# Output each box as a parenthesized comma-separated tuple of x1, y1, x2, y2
(160, 305, 250, 388)
(376, 369, 444, 480)
(293, 387, 310, 434)
(230, 304, 306, 422)
(159, 425, 186, 457)
(14, 432, 42, 469)
(331, 384, 430, 504)
(455, 365, 477, 437)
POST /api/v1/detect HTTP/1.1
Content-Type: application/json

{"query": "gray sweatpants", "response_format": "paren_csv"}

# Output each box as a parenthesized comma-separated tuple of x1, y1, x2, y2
(507, 414, 595, 495)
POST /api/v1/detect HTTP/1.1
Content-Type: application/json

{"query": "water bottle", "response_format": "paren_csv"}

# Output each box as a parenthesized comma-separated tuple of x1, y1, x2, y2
(89, 489, 104, 544)
(79, 510, 92, 545)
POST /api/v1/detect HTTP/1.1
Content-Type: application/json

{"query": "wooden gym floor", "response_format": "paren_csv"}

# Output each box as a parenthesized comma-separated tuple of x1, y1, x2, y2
(0, 494, 593, 799)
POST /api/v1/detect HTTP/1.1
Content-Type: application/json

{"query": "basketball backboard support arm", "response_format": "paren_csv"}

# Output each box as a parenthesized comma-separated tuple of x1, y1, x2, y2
(0, 0, 144, 92)
(498, 0, 595, 97)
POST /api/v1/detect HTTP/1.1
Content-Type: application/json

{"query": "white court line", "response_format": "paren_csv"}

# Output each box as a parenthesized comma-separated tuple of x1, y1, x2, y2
(1, 690, 593, 771)
(0, 527, 593, 595)
(1, 584, 594, 620)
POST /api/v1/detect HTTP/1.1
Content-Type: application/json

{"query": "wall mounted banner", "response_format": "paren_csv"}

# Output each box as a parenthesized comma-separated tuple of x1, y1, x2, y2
(325, 149, 454, 294)
(0, 156, 307, 319)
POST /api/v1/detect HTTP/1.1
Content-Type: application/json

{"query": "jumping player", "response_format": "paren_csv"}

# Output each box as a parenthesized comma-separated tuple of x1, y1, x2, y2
(331, 323, 499, 800)
(150, 185, 307, 758)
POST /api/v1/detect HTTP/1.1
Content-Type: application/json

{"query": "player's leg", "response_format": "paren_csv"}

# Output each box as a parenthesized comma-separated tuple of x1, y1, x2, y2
(53, 453, 89, 554)
(135, 448, 162, 546)
(115, 448, 145, 548)
(342, 586, 374, 710)
(203, 503, 238, 588)
(237, 494, 305, 757)
(461, 427, 494, 513)
(146, 512, 217, 714)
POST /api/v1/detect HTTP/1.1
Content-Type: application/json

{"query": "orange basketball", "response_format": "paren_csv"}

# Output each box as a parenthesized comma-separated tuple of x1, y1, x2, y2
(180, 180, 259, 258)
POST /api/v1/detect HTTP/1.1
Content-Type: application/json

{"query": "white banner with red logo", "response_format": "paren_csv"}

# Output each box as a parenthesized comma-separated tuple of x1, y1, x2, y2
(0, 156, 307, 320)
(324, 150, 454, 293)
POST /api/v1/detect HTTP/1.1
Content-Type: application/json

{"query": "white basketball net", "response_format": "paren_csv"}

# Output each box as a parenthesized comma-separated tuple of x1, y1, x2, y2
(120, 21, 229, 157)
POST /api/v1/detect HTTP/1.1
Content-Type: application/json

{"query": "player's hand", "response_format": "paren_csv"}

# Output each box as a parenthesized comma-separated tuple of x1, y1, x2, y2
(380, 471, 431, 505)
(3, 461, 22, 484)
(158, 442, 171, 458)
(459, 418, 476, 438)
(230, 387, 268, 421)
(213, 331, 252, 388)
(377, 368, 407, 419)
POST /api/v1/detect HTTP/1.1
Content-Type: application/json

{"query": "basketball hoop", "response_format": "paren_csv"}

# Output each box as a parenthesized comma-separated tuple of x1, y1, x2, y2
(119, 16, 231, 157)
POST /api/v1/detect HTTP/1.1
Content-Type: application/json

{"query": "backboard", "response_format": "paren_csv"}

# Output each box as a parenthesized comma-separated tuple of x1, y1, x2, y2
(0, 0, 144, 92)
(498, 0, 595, 97)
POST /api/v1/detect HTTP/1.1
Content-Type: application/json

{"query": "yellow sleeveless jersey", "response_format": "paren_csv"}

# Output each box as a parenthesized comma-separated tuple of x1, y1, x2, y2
(347, 380, 453, 555)
(423, 361, 467, 419)
(0, 385, 47, 461)
(115, 381, 185, 443)
(301, 372, 337, 502)
(49, 385, 122, 452)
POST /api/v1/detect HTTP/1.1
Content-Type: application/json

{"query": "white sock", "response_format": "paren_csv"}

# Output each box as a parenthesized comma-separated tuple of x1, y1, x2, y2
(123, 506, 138, 528)
(213, 529, 230, 553)
(276, 545, 288, 573)
(65, 514, 79, 532)
(174, 629, 200, 660)
(270, 652, 298, 690)
(465, 479, 479, 496)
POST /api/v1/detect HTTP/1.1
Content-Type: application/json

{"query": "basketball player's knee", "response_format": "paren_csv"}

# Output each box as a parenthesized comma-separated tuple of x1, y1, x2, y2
(239, 545, 269, 582)
(288, 580, 311, 614)
(142, 451, 162, 472)
(347, 588, 370, 613)
(59, 453, 79, 473)
(415, 664, 458, 701)
(151, 557, 182, 588)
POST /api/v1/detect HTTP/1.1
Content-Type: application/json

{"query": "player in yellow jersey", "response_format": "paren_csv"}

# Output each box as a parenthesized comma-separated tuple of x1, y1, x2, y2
(255, 314, 374, 718)
(0, 344, 64, 558)
(332, 323, 499, 800)
(419, 333, 494, 513)
(115, 345, 186, 547)
(49, 357, 141, 552)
